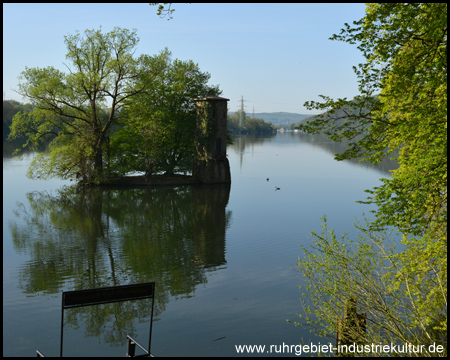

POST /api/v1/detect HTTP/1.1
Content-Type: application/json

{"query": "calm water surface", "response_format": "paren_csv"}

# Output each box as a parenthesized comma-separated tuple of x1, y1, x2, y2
(3, 133, 396, 357)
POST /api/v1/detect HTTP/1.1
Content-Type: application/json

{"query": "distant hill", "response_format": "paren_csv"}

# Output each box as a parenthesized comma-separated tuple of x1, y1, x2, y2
(228, 111, 318, 126)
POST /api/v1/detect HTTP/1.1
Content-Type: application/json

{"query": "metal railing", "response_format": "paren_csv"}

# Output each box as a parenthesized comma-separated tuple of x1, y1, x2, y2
(36, 282, 155, 357)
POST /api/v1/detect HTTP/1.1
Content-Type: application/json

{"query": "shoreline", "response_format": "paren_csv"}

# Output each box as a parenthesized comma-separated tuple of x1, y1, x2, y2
(97, 174, 204, 186)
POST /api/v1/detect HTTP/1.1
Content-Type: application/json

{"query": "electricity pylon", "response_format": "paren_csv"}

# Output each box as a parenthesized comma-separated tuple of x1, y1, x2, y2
(237, 96, 248, 128)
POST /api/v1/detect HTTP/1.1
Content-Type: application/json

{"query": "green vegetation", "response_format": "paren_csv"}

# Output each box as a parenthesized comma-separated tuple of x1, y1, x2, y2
(115, 50, 221, 178)
(228, 110, 276, 134)
(249, 112, 312, 127)
(7, 27, 220, 184)
(228, 110, 313, 132)
(295, 3, 446, 355)
(3, 100, 33, 140)
(150, 3, 175, 20)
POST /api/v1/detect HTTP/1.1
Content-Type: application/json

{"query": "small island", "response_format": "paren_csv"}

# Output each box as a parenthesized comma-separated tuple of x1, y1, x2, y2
(100, 96, 232, 186)
(6, 28, 231, 187)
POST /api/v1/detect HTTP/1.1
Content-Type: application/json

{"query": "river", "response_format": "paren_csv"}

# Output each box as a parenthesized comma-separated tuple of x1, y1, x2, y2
(3, 132, 397, 357)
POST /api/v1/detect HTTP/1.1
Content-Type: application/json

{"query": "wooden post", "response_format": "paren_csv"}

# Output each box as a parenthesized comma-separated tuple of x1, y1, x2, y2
(336, 298, 366, 356)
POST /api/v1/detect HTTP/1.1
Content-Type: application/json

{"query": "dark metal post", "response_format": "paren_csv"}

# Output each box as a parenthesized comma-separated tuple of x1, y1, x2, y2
(127, 337, 136, 357)
(60, 292, 64, 357)
(148, 286, 155, 354)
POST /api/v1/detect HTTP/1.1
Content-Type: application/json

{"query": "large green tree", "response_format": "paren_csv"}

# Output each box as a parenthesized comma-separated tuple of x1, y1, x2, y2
(298, 3, 447, 237)
(110, 50, 221, 178)
(8, 27, 166, 184)
(295, 3, 446, 352)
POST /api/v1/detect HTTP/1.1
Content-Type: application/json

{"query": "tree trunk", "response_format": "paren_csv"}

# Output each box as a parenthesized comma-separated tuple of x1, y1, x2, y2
(94, 146, 103, 182)
(145, 162, 153, 182)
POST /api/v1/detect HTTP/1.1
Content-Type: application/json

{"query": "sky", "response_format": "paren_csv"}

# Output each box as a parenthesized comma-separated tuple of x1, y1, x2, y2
(3, 3, 367, 114)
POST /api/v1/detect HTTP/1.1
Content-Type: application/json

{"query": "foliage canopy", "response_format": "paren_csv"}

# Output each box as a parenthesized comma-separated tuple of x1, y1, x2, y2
(8, 27, 221, 184)
(8, 27, 158, 183)
(295, 3, 447, 353)
(109, 49, 222, 178)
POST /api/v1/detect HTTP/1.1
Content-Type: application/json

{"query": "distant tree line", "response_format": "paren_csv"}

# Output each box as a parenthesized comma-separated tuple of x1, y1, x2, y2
(227, 110, 276, 135)
(3, 100, 33, 140)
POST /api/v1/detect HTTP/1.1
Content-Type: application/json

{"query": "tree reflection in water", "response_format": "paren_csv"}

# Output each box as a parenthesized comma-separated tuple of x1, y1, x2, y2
(9, 183, 231, 346)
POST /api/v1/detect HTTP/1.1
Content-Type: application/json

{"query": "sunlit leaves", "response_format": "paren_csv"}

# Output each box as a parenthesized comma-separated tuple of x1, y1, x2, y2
(9, 27, 152, 184)
(295, 217, 446, 354)
(298, 3, 447, 237)
(150, 3, 176, 20)
(296, 3, 447, 351)
(117, 50, 221, 176)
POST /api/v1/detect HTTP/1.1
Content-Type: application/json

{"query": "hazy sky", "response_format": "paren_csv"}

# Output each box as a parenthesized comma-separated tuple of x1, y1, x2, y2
(3, 3, 367, 114)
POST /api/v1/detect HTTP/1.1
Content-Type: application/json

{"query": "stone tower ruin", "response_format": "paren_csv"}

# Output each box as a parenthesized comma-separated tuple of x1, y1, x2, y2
(193, 96, 231, 184)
